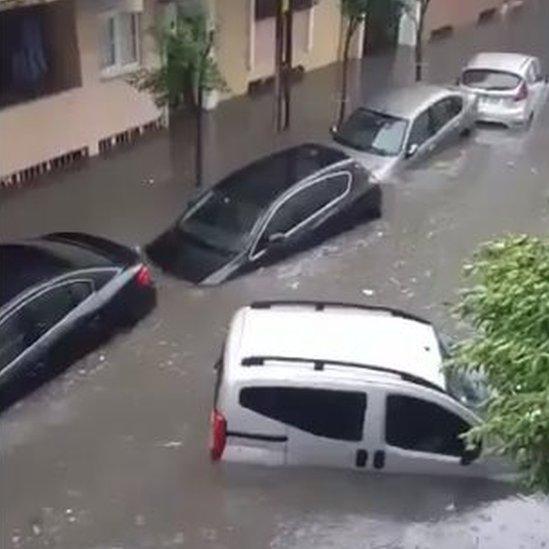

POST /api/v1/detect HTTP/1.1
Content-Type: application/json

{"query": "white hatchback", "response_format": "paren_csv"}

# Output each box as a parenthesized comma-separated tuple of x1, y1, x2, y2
(459, 52, 547, 127)
(210, 301, 513, 479)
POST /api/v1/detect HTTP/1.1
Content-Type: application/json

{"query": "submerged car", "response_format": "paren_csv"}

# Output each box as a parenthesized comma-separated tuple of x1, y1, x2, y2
(459, 52, 547, 127)
(0, 232, 156, 408)
(331, 84, 477, 181)
(147, 144, 381, 285)
(210, 301, 511, 479)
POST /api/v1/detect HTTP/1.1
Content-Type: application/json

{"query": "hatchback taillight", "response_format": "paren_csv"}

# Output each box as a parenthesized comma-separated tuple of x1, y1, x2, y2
(135, 265, 152, 287)
(514, 82, 528, 102)
(210, 409, 227, 461)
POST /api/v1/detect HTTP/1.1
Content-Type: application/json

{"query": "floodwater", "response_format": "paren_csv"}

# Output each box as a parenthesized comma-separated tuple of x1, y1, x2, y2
(1, 3, 549, 548)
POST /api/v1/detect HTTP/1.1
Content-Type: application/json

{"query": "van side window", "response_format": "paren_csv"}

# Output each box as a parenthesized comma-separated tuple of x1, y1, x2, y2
(240, 386, 366, 441)
(385, 395, 470, 457)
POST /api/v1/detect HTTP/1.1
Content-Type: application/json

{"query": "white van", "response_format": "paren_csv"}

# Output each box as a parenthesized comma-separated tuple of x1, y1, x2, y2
(210, 301, 512, 479)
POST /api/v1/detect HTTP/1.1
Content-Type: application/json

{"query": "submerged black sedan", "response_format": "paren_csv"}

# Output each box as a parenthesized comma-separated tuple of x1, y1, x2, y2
(147, 144, 381, 284)
(0, 232, 156, 408)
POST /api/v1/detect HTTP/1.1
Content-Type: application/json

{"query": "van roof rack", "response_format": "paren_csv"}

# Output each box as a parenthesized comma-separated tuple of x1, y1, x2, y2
(241, 355, 445, 394)
(250, 300, 431, 325)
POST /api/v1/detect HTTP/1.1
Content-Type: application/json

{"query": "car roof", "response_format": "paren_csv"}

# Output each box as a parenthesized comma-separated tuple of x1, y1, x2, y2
(224, 303, 446, 391)
(215, 143, 351, 208)
(0, 237, 114, 308)
(464, 52, 533, 75)
(364, 84, 457, 120)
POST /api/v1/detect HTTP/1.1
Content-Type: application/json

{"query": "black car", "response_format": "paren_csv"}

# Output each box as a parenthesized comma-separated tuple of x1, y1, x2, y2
(147, 143, 381, 284)
(0, 232, 156, 408)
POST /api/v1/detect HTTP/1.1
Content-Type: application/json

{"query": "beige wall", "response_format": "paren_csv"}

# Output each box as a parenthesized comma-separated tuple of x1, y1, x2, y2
(425, 0, 503, 35)
(0, 0, 162, 178)
(293, 0, 341, 70)
(215, 0, 342, 97)
(215, 0, 249, 96)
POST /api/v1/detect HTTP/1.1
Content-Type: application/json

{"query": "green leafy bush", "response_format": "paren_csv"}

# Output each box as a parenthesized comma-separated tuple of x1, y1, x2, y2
(449, 235, 549, 491)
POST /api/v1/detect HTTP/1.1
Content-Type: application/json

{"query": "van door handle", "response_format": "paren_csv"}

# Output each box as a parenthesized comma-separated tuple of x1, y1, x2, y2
(373, 450, 385, 470)
(355, 449, 368, 468)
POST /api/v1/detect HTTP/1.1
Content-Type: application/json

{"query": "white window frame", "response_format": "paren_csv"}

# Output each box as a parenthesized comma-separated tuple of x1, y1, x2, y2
(99, 10, 141, 79)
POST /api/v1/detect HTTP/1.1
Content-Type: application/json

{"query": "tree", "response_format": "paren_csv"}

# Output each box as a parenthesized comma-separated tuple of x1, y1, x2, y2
(129, 10, 227, 187)
(337, 0, 369, 128)
(396, 0, 432, 81)
(449, 235, 549, 492)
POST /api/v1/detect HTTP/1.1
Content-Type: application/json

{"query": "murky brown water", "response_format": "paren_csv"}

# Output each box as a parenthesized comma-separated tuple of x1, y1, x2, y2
(1, 3, 549, 547)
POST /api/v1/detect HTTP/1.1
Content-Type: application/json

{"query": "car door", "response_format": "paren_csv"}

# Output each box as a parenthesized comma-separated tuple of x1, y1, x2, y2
(372, 389, 491, 478)
(0, 310, 33, 392)
(240, 384, 371, 470)
(20, 280, 95, 372)
(404, 109, 435, 163)
(250, 172, 352, 263)
(429, 96, 465, 148)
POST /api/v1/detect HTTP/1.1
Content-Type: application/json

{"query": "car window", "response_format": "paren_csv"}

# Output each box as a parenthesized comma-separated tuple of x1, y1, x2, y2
(333, 109, 408, 156)
(461, 69, 521, 90)
(430, 97, 462, 133)
(385, 394, 470, 457)
(408, 110, 433, 148)
(0, 313, 28, 371)
(532, 59, 542, 81)
(240, 386, 366, 441)
(25, 282, 92, 340)
(526, 63, 536, 84)
(261, 174, 350, 240)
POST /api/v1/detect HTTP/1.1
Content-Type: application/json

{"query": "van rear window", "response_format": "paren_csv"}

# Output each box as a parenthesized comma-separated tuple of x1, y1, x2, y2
(239, 387, 366, 441)
(461, 69, 521, 90)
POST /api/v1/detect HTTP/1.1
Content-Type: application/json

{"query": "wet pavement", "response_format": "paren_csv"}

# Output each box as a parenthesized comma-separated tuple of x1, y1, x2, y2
(1, 3, 549, 548)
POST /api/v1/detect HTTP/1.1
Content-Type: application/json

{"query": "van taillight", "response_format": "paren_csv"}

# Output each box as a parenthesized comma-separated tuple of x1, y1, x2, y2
(135, 265, 152, 287)
(210, 409, 227, 461)
(514, 82, 528, 102)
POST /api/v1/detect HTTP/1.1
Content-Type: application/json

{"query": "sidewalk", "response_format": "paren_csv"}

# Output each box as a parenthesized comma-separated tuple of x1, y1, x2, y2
(1, 0, 547, 246)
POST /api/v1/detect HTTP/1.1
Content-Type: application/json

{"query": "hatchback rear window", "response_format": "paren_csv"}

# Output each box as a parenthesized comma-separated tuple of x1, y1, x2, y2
(240, 387, 366, 441)
(461, 69, 521, 90)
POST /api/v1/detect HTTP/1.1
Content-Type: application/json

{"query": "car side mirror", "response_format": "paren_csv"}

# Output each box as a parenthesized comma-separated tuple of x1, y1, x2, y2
(406, 143, 419, 158)
(460, 443, 482, 466)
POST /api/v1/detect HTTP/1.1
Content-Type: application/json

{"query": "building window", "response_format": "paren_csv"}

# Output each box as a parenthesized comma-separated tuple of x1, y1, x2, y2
(0, 0, 82, 108)
(100, 12, 140, 77)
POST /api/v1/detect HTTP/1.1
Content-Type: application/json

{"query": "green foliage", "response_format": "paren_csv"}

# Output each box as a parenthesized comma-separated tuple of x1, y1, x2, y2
(449, 235, 549, 491)
(129, 11, 227, 110)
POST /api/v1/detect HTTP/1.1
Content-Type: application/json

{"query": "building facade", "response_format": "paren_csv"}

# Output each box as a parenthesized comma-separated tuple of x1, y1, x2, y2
(0, 0, 164, 186)
(0, 0, 517, 185)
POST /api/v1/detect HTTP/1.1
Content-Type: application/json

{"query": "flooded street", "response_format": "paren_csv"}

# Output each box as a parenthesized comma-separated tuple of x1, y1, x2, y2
(1, 2, 549, 548)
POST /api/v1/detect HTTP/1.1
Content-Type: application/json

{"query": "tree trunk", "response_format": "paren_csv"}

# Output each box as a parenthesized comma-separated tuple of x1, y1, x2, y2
(415, 19, 423, 81)
(337, 19, 356, 128)
(195, 94, 203, 188)
(415, 0, 430, 82)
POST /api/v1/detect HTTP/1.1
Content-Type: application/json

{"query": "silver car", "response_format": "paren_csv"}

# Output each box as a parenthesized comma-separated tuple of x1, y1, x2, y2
(459, 52, 548, 127)
(331, 84, 477, 181)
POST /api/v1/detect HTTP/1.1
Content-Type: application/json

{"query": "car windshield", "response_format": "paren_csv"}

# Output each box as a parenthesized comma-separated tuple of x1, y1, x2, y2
(179, 190, 262, 254)
(334, 109, 408, 156)
(438, 334, 491, 411)
(461, 69, 521, 90)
